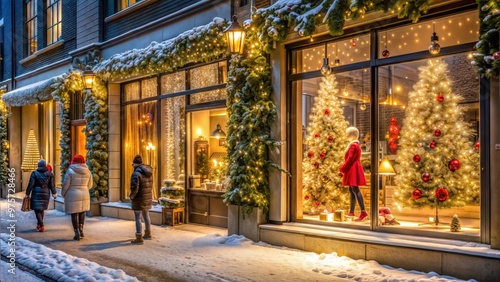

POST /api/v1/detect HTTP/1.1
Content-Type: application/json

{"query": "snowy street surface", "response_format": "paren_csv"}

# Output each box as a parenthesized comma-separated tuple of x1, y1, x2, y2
(0, 200, 476, 282)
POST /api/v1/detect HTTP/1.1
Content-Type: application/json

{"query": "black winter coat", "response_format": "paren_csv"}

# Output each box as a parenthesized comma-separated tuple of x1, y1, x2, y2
(129, 164, 153, 210)
(25, 167, 56, 211)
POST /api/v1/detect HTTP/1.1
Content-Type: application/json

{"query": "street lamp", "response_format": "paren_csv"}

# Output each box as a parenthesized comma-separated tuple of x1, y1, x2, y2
(224, 15, 246, 54)
(83, 66, 96, 90)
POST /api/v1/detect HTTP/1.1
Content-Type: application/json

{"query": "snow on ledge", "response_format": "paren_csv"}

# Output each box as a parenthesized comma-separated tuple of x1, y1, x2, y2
(101, 201, 163, 212)
(2, 75, 64, 107)
(0, 233, 139, 282)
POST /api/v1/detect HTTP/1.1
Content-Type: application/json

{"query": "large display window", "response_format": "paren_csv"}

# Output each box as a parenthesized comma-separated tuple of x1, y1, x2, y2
(290, 10, 482, 239)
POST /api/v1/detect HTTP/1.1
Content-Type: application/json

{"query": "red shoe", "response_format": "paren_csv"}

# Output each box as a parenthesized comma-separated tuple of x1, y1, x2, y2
(39, 225, 45, 232)
(355, 211, 369, 221)
(347, 212, 355, 217)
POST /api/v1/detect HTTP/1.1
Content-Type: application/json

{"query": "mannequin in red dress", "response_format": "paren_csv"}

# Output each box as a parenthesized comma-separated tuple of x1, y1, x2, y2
(339, 127, 368, 221)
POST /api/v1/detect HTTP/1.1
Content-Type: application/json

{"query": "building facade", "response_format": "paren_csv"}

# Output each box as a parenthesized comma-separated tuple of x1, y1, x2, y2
(1, 0, 499, 279)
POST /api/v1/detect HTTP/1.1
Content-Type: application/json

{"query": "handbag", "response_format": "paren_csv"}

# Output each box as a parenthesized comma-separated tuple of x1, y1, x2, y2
(21, 196, 31, 212)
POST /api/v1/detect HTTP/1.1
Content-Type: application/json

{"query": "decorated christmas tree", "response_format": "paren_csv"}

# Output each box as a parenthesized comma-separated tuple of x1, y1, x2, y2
(302, 74, 349, 214)
(394, 59, 480, 217)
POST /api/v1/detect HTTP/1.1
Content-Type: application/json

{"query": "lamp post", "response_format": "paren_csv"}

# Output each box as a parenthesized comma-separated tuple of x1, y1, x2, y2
(224, 15, 246, 55)
(83, 66, 96, 90)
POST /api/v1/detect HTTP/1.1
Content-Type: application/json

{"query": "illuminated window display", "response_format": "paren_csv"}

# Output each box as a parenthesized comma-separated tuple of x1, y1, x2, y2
(291, 11, 481, 238)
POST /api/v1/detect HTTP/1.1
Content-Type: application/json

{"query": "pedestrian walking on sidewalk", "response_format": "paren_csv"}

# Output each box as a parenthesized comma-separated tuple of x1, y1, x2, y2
(25, 160, 57, 232)
(62, 154, 93, 241)
(129, 154, 153, 244)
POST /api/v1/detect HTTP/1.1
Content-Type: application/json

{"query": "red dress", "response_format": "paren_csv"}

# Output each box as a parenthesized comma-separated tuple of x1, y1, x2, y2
(339, 141, 366, 186)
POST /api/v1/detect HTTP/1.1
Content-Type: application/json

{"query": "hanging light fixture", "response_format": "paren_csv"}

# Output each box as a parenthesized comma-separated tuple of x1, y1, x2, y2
(224, 15, 246, 55)
(429, 23, 441, 55)
(320, 43, 331, 76)
(334, 44, 340, 66)
(382, 66, 397, 106)
(210, 124, 226, 139)
(83, 66, 96, 90)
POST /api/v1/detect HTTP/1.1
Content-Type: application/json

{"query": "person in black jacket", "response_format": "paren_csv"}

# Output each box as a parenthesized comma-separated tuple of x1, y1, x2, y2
(25, 160, 57, 232)
(129, 155, 153, 244)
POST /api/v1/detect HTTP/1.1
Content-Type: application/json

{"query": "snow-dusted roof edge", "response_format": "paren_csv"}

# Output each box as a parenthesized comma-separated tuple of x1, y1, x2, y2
(2, 75, 64, 107)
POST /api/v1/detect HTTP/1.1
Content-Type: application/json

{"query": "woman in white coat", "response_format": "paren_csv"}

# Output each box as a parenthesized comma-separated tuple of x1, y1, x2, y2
(62, 154, 93, 241)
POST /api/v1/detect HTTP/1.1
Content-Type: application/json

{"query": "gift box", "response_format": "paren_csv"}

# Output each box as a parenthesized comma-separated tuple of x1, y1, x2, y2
(334, 210, 346, 221)
(319, 212, 333, 221)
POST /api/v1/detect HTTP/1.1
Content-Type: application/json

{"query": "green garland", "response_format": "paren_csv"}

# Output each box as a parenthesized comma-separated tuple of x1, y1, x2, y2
(473, 0, 500, 77)
(0, 91, 9, 185)
(95, 18, 229, 80)
(224, 29, 285, 215)
(52, 73, 78, 177)
(52, 72, 109, 198)
(84, 77, 109, 198)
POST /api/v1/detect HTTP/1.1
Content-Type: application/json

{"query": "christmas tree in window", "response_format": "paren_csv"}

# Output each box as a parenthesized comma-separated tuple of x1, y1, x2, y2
(394, 59, 480, 224)
(302, 74, 349, 214)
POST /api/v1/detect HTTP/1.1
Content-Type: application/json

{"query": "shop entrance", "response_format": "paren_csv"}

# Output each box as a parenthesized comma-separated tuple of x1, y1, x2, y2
(187, 108, 228, 228)
(71, 121, 87, 159)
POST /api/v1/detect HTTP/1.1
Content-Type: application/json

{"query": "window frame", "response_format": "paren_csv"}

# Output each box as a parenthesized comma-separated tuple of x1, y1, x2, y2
(286, 8, 488, 243)
(26, 0, 38, 56)
(46, 0, 62, 45)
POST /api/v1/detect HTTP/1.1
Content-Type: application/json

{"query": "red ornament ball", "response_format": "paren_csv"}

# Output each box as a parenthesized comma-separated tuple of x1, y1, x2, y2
(435, 187, 449, 202)
(382, 49, 390, 58)
(314, 133, 320, 138)
(448, 158, 461, 172)
(434, 129, 441, 137)
(413, 154, 421, 162)
(324, 109, 330, 115)
(307, 151, 314, 158)
(314, 162, 320, 169)
(388, 139, 399, 155)
(319, 152, 326, 159)
(422, 172, 431, 182)
(327, 135, 334, 143)
(351, 40, 357, 47)
(412, 189, 423, 200)
(437, 93, 445, 102)
(475, 141, 480, 150)
(494, 51, 500, 60)
(304, 195, 309, 200)
(430, 140, 437, 149)
(315, 201, 320, 206)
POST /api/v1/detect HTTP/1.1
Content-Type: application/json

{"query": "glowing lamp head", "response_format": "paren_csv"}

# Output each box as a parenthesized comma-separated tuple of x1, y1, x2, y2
(429, 32, 441, 55)
(83, 66, 95, 90)
(224, 15, 246, 55)
(320, 58, 331, 76)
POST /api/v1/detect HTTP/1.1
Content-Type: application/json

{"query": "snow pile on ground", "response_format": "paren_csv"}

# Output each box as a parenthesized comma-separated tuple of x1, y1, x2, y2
(0, 233, 138, 282)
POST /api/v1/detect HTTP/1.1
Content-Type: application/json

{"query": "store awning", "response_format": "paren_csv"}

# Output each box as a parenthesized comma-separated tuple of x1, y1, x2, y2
(2, 75, 63, 107)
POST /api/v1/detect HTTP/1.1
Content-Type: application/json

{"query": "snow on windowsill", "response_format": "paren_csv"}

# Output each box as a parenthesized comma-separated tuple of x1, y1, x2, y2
(101, 201, 163, 212)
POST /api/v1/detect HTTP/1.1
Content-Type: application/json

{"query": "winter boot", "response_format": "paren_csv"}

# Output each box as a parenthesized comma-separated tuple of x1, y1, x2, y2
(143, 229, 152, 240)
(131, 233, 144, 244)
(79, 224, 84, 238)
(39, 225, 44, 232)
(355, 211, 369, 222)
(73, 229, 80, 241)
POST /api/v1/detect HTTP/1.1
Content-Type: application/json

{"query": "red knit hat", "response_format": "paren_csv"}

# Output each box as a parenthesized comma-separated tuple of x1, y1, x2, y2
(46, 164, 53, 172)
(71, 155, 85, 164)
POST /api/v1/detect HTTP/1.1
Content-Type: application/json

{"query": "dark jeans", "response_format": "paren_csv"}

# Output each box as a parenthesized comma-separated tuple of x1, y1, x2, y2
(134, 210, 151, 234)
(34, 210, 44, 226)
(349, 186, 365, 213)
(71, 212, 85, 229)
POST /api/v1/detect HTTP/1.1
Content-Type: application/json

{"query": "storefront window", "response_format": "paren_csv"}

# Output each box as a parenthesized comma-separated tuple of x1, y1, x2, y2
(123, 81, 140, 101)
(161, 96, 186, 189)
(190, 62, 227, 89)
(292, 34, 370, 74)
(161, 72, 185, 95)
(141, 78, 157, 98)
(123, 101, 158, 200)
(378, 54, 480, 235)
(190, 89, 226, 104)
(378, 10, 478, 58)
(296, 69, 371, 223)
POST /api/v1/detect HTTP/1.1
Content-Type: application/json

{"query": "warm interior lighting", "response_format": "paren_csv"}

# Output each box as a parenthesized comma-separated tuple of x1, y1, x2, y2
(224, 15, 246, 54)
(379, 158, 396, 175)
(210, 124, 226, 139)
(83, 66, 95, 90)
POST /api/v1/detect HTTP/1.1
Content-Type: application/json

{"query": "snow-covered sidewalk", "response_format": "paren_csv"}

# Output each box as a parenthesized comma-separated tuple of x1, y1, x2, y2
(0, 200, 475, 281)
